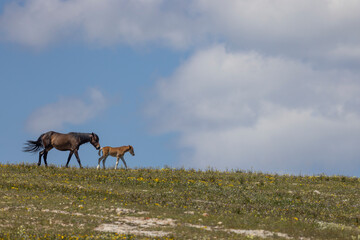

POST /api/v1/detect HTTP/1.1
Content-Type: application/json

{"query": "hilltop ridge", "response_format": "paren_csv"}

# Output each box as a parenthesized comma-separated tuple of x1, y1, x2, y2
(0, 164, 359, 239)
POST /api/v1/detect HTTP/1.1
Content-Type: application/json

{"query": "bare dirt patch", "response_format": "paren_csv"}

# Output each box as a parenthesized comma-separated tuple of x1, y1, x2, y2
(95, 216, 176, 237)
(227, 228, 292, 239)
(115, 207, 149, 215)
(184, 223, 294, 239)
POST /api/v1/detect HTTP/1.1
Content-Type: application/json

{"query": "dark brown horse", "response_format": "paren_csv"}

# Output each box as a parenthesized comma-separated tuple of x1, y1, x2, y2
(23, 131, 100, 168)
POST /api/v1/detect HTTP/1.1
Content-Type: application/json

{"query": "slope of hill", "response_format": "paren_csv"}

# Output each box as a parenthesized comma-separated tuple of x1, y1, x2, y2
(0, 164, 359, 239)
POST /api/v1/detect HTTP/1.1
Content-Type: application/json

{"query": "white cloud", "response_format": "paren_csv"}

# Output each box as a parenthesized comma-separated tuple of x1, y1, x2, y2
(147, 45, 360, 175)
(193, 0, 360, 64)
(0, 0, 200, 49)
(1, 0, 360, 63)
(26, 88, 107, 134)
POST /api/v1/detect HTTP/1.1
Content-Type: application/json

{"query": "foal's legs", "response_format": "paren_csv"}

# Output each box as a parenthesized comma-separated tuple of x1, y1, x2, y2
(102, 156, 108, 169)
(115, 156, 127, 169)
(115, 156, 120, 169)
(97, 156, 103, 169)
(97, 155, 108, 169)
(121, 156, 128, 169)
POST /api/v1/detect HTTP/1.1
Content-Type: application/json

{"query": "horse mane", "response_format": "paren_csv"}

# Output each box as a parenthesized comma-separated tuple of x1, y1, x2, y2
(68, 132, 92, 144)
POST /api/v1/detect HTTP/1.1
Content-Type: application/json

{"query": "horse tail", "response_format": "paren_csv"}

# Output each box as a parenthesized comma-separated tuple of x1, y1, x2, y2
(98, 148, 103, 156)
(23, 134, 45, 153)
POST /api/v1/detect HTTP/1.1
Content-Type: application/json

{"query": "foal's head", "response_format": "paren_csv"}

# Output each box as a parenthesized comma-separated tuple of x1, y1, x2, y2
(90, 133, 100, 150)
(128, 145, 135, 156)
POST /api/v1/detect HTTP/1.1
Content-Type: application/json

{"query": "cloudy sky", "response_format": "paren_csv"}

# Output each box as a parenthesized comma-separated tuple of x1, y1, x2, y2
(1, 0, 360, 176)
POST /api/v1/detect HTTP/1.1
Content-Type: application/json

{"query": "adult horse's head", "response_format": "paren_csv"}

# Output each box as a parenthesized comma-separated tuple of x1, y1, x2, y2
(90, 132, 100, 150)
(128, 145, 135, 156)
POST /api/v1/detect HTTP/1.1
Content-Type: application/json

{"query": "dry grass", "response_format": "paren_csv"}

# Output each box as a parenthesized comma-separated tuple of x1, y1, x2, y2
(0, 163, 359, 239)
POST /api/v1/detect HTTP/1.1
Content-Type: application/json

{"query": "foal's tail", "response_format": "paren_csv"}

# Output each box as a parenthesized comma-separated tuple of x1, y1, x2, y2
(23, 134, 44, 153)
(98, 148, 103, 156)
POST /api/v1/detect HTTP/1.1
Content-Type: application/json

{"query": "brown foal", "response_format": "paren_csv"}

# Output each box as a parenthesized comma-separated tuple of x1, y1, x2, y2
(97, 145, 135, 170)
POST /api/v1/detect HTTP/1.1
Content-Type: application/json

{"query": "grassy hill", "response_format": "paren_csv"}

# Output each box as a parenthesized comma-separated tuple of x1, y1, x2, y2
(0, 164, 359, 239)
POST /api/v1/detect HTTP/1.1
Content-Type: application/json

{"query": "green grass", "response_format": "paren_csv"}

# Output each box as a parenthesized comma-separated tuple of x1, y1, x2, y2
(0, 163, 359, 239)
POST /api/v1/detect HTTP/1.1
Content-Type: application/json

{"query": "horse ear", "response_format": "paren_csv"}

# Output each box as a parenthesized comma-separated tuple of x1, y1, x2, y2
(92, 132, 95, 137)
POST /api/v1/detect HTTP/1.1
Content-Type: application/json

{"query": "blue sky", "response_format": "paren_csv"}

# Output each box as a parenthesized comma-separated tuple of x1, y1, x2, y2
(1, 1, 360, 176)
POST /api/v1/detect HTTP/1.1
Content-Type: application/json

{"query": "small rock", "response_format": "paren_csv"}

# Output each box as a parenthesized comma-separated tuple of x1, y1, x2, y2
(116, 208, 136, 215)
(202, 213, 209, 217)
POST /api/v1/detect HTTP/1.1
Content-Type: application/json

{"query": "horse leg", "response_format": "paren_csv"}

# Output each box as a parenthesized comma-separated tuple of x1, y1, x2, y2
(97, 156, 105, 170)
(102, 156, 108, 169)
(97, 156, 103, 170)
(74, 149, 83, 169)
(43, 151, 48, 167)
(65, 151, 73, 168)
(38, 150, 44, 166)
(121, 156, 128, 170)
(38, 135, 52, 166)
(115, 156, 121, 170)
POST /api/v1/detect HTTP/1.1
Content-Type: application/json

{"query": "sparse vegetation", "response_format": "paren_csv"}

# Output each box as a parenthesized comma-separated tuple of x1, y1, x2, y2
(0, 163, 359, 239)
